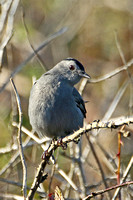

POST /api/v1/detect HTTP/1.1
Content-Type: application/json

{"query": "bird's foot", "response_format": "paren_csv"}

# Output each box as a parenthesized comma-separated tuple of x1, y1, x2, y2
(57, 137, 67, 150)
(41, 149, 48, 160)
(41, 150, 50, 164)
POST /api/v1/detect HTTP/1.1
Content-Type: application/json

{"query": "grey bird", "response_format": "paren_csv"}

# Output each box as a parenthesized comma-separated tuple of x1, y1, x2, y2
(28, 58, 90, 138)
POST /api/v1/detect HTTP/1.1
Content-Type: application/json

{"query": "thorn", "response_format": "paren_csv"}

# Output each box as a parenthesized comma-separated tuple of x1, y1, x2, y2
(120, 140, 123, 145)
(117, 152, 120, 157)
(73, 136, 81, 144)
(40, 173, 48, 183)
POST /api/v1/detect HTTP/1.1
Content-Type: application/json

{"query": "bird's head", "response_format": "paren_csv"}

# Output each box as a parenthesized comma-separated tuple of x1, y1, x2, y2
(53, 58, 90, 86)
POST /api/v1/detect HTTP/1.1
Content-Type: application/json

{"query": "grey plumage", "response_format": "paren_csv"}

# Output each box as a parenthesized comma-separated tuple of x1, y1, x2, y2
(28, 58, 90, 138)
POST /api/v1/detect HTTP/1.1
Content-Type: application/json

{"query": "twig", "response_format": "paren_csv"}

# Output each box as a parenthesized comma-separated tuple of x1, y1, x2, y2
(117, 126, 124, 200)
(117, 126, 126, 178)
(85, 134, 111, 199)
(0, 193, 23, 200)
(114, 31, 133, 116)
(10, 78, 27, 199)
(21, 7, 46, 70)
(48, 164, 56, 193)
(114, 30, 126, 65)
(48, 149, 59, 193)
(112, 156, 133, 200)
(0, 136, 31, 176)
(114, 30, 133, 82)
(0, 177, 22, 187)
(89, 58, 133, 83)
(0, 0, 20, 67)
(129, 83, 133, 115)
(0, 177, 46, 196)
(102, 80, 129, 121)
(93, 79, 129, 140)
(0, 150, 20, 176)
(86, 177, 116, 190)
(0, 27, 67, 93)
(64, 142, 75, 198)
(83, 181, 133, 200)
(75, 163, 86, 198)
(56, 165, 79, 191)
(75, 143, 86, 198)
(12, 122, 50, 144)
(0, 143, 18, 154)
(55, 186, 65, 200)
(79, 78, 88, 95)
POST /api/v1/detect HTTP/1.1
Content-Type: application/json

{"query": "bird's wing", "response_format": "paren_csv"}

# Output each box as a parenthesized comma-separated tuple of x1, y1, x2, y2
(72, 88, 87, 118)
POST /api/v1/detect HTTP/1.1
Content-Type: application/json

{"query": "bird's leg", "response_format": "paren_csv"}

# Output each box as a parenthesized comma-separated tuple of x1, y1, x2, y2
(41, 149, 49, 160)
(57, 137, 67, 150)
(41, 139, 53, 161)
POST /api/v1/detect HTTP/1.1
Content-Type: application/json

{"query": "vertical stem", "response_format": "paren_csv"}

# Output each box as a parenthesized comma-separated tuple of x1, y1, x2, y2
(10, 78, 27, 199)
(117, 131, 121, 186)
(117, 125, 126, 200)
(85, 134, 111, 199)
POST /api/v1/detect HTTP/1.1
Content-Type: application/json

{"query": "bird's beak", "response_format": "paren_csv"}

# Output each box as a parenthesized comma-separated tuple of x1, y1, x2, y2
(79, 71, 91, 79)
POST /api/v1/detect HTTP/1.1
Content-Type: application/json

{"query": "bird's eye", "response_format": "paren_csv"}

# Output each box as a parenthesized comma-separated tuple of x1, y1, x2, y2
(69, 65, 75, 70)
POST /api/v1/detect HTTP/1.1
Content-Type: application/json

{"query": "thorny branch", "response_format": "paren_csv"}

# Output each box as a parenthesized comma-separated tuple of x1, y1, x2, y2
(27, 116, 133, 199)
(83, 181, 133, 200)
(112, 156, 133, 200)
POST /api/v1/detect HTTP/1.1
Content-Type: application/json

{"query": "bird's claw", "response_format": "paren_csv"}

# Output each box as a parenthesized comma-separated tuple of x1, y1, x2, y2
(41, 150, 50, 164)
(57, 138, 67, 150)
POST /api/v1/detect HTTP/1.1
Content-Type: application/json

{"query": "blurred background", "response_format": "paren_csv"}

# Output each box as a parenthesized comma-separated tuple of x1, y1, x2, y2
(0, 0, 133, 199)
